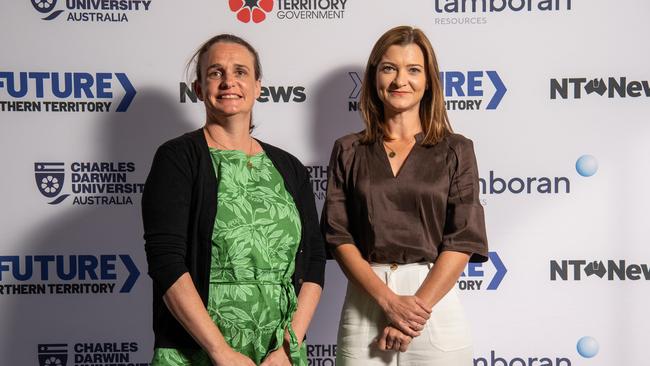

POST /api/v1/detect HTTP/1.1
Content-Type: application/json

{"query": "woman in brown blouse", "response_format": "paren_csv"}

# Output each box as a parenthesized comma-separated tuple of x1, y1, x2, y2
(322, 26, 488, 365)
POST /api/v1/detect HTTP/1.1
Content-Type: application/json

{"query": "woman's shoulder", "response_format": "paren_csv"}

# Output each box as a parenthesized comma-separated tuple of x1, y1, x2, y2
(258, 140, 306, 172)
(333, 131, 365, 151)
(440, 132, 475, 155)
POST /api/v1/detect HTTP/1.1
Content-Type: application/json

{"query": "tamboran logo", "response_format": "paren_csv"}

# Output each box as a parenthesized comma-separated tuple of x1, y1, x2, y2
(30, 0, 152, 22)
(179, 82, 306, 103)
(38, 341, 148, 366)
(458, 252, 506, 291)
(0, 72, 136, 112)
(479, 170, 570, 195)
(434, 0, 572, 25)
(550, 77, 650, 100)
(34, 162, 144, 205)
(347, 70, 506, 111)
(38, 344, 68, 366)
(473, 350, 572, 366)
(227, 0, 348, 23)
(306, 165, 328, 201)
(479, 155, 597, 197)
(0, 254, 140, 294)
(550, 259, 650, 281)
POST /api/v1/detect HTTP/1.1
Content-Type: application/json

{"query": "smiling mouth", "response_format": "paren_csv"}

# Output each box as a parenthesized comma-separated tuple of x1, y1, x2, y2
(217, 94, 242, 99)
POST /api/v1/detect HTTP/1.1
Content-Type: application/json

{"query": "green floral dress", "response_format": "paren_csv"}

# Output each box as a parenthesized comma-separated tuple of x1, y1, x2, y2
(152, 148, 306, 366)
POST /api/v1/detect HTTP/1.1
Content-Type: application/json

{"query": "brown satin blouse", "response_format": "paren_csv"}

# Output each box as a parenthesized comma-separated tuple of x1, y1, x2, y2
(322, 131, 488, 264)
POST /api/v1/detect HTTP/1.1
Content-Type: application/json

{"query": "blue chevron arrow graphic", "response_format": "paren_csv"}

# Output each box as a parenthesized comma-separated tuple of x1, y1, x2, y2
(119, 254, 140, 293)
(487, 251, 507, 290)
(115, 73, 136, 112)
(486, 71, 506, 110)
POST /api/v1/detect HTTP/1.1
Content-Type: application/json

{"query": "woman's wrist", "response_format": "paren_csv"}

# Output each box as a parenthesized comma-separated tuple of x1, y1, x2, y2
(375, 287, 396, 312)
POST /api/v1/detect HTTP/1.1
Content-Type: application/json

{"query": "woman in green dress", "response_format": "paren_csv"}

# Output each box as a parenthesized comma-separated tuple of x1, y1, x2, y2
(142, 34, 326, 366)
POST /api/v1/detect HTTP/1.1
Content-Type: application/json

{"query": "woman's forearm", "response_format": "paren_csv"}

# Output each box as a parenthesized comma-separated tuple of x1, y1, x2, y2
(333, 243, 394, 308)
(289, 282, 322, 344)
(415, 251, 470, 308)
(162, 273, 231, 361)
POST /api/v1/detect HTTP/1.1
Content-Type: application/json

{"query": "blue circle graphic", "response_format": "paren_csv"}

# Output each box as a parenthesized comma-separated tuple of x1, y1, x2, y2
(576, 155, 598, 177)
(577, 336, 599, 358)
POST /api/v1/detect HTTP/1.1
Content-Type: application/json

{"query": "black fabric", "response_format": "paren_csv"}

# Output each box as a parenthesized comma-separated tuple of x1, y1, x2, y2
(142, 128, 326, 349)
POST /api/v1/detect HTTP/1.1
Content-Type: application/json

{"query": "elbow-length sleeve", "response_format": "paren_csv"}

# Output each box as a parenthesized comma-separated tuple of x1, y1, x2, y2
(142, 144, 192, 293)
(441, 137, 489, 263)
(321, 139, 355, 249)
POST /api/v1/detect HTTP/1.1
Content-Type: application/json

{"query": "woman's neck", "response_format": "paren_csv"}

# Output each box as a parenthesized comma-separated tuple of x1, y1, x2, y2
(384, 108, 422, 140)
(203, 118, 251, 150)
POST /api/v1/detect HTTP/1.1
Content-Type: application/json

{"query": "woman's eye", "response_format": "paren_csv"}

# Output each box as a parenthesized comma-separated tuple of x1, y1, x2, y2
(381, 65, 395, 72)
(409, 67, 421, 73)
(208, 70, 222, 78)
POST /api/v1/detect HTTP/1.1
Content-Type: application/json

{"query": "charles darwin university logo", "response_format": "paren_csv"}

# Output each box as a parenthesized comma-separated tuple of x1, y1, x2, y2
(31, 0, 63, 20)
(30, 0, 152, 22)
(34, 161, 144, 205)
(38, 344, 68, 366)
(229, 0, 274, 23)
(35, 162, 69, 204)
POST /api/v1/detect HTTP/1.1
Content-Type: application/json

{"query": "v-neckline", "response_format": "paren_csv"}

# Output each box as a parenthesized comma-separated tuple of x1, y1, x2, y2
(379, 141, 417, 178)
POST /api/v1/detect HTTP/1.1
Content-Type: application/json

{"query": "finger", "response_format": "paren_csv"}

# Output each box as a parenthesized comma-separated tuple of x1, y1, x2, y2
(409, 320, 426, 332)
(414, 297, 432, 314)
(399, 341, 409, 352)
(408, 315, 429, 330)
(377, 333, 387, 350)
(411, 307, 431, 320)
(397, 321, 419, 337)
(392, 339, 401, 351)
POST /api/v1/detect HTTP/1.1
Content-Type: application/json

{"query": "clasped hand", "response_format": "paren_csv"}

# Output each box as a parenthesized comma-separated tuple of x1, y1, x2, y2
(381, 294, 431, 337)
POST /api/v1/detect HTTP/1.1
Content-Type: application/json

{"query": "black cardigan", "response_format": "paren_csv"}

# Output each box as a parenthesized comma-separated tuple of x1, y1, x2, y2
(142, 128, 326, 349)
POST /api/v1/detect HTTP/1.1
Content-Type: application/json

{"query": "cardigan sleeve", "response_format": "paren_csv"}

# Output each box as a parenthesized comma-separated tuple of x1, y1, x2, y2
(440, 137, 489, 263)
(297, 165, 326, 288)
(142, 143, 192, 293)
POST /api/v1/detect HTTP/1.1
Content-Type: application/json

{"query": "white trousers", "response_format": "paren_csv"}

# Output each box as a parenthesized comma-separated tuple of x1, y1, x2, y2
(336, 263, 473, 366)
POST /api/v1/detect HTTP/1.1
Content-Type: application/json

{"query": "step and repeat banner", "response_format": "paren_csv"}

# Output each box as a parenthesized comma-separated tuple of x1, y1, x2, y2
(1, 1, 649, 365)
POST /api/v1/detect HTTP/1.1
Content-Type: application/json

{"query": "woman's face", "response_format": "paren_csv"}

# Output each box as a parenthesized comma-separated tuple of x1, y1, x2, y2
(195, 42, 261, 121)
(375, 43, 427, 116)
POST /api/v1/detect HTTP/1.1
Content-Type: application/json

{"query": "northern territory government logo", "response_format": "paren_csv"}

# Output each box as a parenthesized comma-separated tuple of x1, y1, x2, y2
(0, 71, 136, 112)
(347, 70, 506, 111)
(228, 0, 348, 23)
(433, 0, 572, 25)
(30, 0, 152, 22)
(34, 162, 144, 205)
(550, 76, 650, 100)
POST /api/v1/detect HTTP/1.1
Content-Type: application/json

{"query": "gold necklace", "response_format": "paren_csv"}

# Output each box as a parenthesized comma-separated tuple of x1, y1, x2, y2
(205, 128, 255, 169)
(383, 137, 415, 159)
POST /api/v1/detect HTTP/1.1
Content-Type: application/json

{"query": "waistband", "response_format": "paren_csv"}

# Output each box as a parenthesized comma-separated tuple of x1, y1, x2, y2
(209, 266, 290, 284)
(370, 262, 433, 271)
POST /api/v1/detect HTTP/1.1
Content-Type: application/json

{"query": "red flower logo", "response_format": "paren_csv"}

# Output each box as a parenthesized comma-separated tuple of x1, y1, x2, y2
(229, 0, 274, 23)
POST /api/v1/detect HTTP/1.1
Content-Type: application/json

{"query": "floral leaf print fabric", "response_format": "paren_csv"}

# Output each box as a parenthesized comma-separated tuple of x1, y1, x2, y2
(152, 149, 306, 366)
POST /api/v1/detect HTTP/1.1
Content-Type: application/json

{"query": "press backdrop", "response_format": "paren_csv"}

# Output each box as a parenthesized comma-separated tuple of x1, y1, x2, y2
(1, 1, 649, 365)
